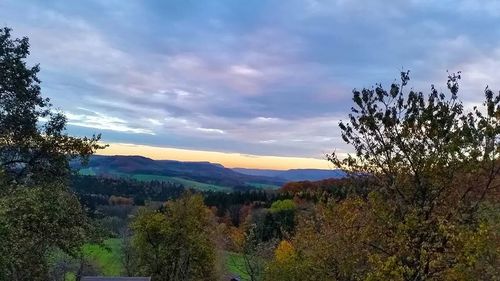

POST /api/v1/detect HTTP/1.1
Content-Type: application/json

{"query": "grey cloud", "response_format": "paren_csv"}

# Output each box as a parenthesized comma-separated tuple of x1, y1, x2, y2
(1, 0, 500, 158)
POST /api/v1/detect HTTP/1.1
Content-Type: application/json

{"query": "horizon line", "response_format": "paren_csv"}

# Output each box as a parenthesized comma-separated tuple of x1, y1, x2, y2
(97, 142, 337, 170)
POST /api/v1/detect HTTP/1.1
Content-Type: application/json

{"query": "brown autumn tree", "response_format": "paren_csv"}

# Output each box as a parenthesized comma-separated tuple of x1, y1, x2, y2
(265, 72, 500, 281)
(328, 71, 500, 280)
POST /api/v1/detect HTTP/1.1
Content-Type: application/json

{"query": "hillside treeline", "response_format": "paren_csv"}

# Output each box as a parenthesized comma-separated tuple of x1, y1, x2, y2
(72, 175, 184, 209)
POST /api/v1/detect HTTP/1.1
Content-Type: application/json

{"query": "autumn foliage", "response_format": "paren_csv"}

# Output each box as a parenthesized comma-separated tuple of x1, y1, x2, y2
(264, 72, 500, 281)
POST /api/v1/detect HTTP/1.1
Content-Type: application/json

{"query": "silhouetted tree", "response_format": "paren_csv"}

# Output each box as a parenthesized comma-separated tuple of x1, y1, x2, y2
(0, 27, 104, 280)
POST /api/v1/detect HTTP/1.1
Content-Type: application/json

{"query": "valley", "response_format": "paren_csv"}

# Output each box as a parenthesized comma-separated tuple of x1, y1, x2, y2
(75, 155, 345, 191)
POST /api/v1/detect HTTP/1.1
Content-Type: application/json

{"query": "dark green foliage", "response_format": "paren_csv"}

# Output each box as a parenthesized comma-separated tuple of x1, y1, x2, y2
(280, 178, 371, 202)
(204, 190, 272, 218)
(0, 185, 88, 280)
(0, 27, 102, 186)
(0, 27, 104, 280)
(71, 175, 184, 212)
(250, 207, 296, 242)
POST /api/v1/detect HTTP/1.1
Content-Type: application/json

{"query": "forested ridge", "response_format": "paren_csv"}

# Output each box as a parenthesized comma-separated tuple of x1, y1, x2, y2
(0, 27, 499, 281)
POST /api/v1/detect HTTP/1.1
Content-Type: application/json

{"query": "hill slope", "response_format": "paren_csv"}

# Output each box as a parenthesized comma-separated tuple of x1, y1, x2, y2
(74, 155, 284, 191)
(232, 167, 346, 181)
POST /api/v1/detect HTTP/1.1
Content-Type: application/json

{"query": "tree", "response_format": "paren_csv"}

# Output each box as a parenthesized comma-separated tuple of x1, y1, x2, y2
(0, 27, 104, 280)
(325, 71, 500, 280)
(240, 224, 276, 281)
(0, 27, 102, 186)
(269, 199, 296, 240)
(264, 197, 371, 281)
(0, 184, 90, 280)
(131, 193, 218, 281)
(264, 72, 500, 281)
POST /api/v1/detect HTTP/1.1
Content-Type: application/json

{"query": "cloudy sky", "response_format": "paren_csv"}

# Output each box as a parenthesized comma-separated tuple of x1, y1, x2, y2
(2, 0, 500, 169)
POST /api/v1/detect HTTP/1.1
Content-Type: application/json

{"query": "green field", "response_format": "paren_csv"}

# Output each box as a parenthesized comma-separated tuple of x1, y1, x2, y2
(73, 239, 248, 280)
(79, 168, 231, 191)
(130, 174, 231, 191)
(82, 238, 124, 275)
(246, 182, 281, 189)
(78, 168, 96, 176)
(51, 238, 125, 280)
(225, 251, 250, 281)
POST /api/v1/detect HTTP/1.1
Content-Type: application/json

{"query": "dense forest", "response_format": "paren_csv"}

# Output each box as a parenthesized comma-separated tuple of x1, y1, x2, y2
(1, 27, 499, 281)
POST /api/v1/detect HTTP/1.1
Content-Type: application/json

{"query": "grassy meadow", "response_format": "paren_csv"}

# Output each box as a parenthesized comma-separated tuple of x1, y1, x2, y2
(62, 239, 245, 279)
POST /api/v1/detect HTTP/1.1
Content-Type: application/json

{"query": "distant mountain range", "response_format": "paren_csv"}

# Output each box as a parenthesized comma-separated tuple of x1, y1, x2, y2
(232, 168, 346, 182)
(74, 155, 345, 191)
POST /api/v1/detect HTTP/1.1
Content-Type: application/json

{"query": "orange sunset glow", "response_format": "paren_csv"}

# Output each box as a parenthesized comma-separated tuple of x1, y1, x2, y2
(99, 143, 335, 170)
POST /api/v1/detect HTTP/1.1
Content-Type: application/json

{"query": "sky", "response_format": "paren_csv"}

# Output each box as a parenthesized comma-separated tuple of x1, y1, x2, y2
(1, 0, 500, 169)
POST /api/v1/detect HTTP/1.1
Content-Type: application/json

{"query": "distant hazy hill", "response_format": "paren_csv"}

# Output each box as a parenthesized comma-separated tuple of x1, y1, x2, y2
(74, 155, 284, 191)
(232, 168, 346, 181)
